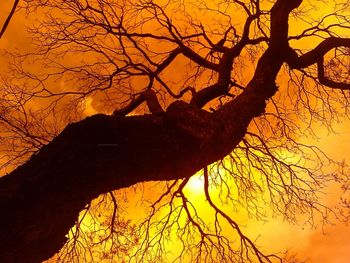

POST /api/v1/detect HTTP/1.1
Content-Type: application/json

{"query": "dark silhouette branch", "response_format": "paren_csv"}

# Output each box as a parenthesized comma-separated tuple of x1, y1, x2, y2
(190, 11, 265, 108)
(317, 58, 350, 90)
(0, 0, 19, 39)
(286, 37, 350, 90)
(141, 89, 164, 113)
(287, 37, 350, 69)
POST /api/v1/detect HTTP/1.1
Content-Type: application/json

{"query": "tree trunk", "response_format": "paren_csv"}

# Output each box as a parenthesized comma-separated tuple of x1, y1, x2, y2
(0, 87, 267, 262)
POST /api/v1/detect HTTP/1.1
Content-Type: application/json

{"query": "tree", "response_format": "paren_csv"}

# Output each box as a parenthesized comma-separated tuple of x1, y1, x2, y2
(1, 0, 350, 262)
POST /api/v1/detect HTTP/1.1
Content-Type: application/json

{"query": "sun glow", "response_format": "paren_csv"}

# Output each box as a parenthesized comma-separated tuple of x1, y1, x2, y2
(83, 97, 97, 116)
(186, 174, 204, 193)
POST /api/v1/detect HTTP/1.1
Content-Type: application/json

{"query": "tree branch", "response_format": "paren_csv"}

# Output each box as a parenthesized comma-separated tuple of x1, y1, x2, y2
(190, 13, 262, 108)
(0, 0, 19, 39)
(287, 37, 350, 69)
(317, 58, 350, 90)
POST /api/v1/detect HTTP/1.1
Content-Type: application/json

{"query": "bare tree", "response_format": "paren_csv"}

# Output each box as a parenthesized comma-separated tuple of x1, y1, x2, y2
(1, 0, 350, 262)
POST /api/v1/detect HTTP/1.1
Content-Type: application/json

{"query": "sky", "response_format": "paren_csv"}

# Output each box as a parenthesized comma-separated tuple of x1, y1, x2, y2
(1, 1, 350, 262)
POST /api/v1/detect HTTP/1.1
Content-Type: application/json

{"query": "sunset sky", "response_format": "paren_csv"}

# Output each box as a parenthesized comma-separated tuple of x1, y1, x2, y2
(1, 0, 350, 262)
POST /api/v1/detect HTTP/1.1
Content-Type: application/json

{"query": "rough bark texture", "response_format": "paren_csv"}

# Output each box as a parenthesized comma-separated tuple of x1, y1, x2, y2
(0, 99, 260, 263)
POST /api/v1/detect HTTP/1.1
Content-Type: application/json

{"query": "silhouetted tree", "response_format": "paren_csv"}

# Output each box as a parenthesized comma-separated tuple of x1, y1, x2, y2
(1, 0, 350, 262)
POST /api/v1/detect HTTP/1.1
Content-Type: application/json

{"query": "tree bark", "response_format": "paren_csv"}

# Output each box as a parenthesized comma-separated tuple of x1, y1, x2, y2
(0, 98, 260, 263)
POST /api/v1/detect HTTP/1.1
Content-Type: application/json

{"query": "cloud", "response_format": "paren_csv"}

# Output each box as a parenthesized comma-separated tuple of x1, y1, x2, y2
(297, 224, 350, 263)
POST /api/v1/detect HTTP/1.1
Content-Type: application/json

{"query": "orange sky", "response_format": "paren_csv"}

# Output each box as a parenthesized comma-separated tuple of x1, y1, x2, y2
(1, 1, 350, 262)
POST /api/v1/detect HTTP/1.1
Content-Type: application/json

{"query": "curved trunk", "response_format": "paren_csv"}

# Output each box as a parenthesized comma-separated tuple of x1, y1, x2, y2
(0, 70, 275, 263)
(0, 92, 263, 262)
